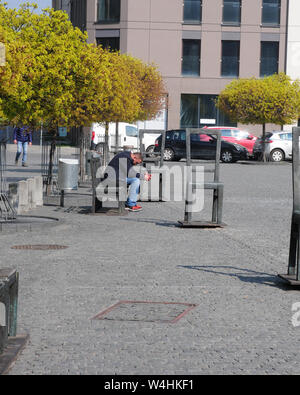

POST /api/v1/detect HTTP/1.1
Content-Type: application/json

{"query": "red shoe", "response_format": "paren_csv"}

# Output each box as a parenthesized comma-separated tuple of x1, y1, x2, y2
(126, 205, 142, 212)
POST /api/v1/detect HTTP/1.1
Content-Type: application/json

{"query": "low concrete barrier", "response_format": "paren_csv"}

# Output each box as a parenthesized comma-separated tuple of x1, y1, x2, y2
(8, 176, 43, 214)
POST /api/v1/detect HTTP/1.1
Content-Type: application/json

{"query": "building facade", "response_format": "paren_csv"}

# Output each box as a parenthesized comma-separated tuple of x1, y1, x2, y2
(53, 0, 300, 135)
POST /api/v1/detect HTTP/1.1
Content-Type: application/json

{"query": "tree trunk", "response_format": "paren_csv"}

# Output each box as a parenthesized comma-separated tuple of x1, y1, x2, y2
(104, 121, 109, 166)
(262, 123, 267, 162)
(47, 135, 56, 196)
(115, 122, 119, 154)
(79, 127, 86, 183)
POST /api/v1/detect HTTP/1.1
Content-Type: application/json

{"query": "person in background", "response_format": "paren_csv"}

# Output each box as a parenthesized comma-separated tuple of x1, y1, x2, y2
(13, 126, 32, 167)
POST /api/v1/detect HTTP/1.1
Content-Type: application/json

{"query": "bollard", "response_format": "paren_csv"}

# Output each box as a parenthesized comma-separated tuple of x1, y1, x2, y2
(0, 283, 6, 354)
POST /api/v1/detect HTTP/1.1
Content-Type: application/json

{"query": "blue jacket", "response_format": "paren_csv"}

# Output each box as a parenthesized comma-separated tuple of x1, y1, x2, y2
(13, 127, 32, 143)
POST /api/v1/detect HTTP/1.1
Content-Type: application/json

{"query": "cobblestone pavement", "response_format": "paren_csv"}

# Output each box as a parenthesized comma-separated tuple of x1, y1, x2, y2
(1, 146, 300, 375)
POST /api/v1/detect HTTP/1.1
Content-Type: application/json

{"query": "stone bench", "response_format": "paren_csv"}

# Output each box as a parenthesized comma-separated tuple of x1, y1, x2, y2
(8, 176, 43, 214)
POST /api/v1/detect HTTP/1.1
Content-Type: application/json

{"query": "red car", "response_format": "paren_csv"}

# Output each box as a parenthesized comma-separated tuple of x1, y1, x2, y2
(205, 127, 257, 156)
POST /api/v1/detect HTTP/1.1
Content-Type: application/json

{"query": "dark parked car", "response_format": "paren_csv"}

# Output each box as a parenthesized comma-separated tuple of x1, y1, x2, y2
(154, 129, 248, 163)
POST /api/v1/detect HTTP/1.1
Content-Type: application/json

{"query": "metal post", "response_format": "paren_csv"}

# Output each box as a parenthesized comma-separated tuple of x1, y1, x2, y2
(0, 140, 16, 220)
(60, 190, 65, 207)
(279, 127, 300, 285)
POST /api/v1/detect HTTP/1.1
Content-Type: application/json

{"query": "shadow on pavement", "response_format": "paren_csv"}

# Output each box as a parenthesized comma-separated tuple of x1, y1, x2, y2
(178, 264, 289, 289)
(120, 217, 178, 228)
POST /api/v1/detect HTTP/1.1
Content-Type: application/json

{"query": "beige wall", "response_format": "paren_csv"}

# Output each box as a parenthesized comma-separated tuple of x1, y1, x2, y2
(74, 0, 289, 134)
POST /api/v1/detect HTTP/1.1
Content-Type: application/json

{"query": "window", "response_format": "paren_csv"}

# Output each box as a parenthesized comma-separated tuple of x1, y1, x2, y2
(222, 0, 241, 25)
(279, 133, 292, 140)
(262, 0, 280, 26)
(126, 126, 138, 137)
(96, 37, 120, 51)
(182, 40, 201, 76)
(70, 0, 87, 32)
(232, 130, 249, 139)
(221, 41, 240, 77)
(183, 0, 202, 24)
(221, 129, 232, 137)
(180, 94, 236, 128)
(260, 41, 279, 76)
(97, 0, 120, 23)
(199, 134, 214, 142)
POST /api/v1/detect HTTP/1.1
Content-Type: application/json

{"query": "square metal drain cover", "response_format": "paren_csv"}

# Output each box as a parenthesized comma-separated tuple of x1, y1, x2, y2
(92, 300, 197, 323)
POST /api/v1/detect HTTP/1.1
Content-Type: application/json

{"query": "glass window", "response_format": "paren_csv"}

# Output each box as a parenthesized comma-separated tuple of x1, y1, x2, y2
(221, 129, 232, 137)
(183, 0, 202, 24)
(260, 41, 279, 77)
(126, 126, 138, 137)
(172, 132, 180, 140)
(180, 131, 186, 141)
(221, 41, 240, 77)
(97, 0, 120, 23)
(96, 37, 120, 51)
(223, 0, 241, 25)
(279, 133, 292, 140)
(180, 94, 236, 128)
(199, 134, 214, 142)
(262, 0, 280, 25)
(182, 40, 201, 76)
(232, 130, 249, 139)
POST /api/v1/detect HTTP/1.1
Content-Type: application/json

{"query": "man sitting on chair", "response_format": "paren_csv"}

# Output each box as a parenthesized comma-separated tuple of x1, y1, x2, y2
(102, 151, 151, 212)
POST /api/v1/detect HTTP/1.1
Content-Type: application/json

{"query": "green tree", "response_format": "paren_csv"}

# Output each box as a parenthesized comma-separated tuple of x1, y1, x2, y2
(216, 73, 300, 160)
(92, 50, 165, 163)
(0, 2, 113, 187)
(0, 1, 165, 173)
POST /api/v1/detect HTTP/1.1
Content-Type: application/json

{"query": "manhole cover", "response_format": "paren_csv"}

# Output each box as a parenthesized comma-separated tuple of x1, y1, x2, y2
(92, 300, 197, 323)
(11, 245, 68, 250)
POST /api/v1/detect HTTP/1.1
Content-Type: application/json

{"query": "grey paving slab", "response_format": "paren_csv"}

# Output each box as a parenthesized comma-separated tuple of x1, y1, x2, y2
(0, 154, 300, 375)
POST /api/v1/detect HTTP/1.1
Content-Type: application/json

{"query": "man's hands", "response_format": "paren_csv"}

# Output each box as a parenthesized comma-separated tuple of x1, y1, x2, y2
(144, 173, 152, 181)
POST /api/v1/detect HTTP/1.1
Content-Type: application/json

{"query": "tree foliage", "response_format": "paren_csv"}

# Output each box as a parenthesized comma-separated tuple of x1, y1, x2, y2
(0, 1, 109, 133)
(216, 73, 300, 127)
(0, 1, 165, 132)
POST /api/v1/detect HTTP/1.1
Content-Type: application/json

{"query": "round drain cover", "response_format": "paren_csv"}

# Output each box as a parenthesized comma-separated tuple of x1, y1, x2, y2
(11, 245, 68, 250)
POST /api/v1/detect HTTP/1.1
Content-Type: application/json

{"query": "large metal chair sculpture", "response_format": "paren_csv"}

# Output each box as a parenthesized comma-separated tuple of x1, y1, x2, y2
(278, 127, 300, 285)
(138, 129, 166, 168)
(178, 128, 225, 228)
(0, 268, 28, 375)
(0, 139, 16, 220)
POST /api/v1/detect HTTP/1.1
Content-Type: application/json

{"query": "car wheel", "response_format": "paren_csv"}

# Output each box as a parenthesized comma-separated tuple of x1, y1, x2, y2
(270, 148, 285, 162)
(221, 150, 234, 163)
(146, 145, 155, 157)
(163, 148, 175, 161)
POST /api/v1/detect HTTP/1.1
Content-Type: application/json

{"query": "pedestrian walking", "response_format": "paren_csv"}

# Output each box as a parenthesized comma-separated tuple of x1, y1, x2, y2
(13, 126, 32, 167)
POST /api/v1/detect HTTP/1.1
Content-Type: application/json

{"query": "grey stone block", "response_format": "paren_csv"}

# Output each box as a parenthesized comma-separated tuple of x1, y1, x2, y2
(8, 183, 19, 214)
(27, 178, 36, 210)
(18, 180, 29, 213)
(33, 176, 43, 207)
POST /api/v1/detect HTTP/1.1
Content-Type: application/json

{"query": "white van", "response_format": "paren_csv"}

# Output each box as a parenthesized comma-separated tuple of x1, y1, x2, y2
(90, 122, 160, 153)
(90, 122, 139, 151)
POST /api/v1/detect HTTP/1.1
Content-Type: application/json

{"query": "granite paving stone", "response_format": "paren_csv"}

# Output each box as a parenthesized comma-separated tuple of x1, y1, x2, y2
(0, 145, 299, 375)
